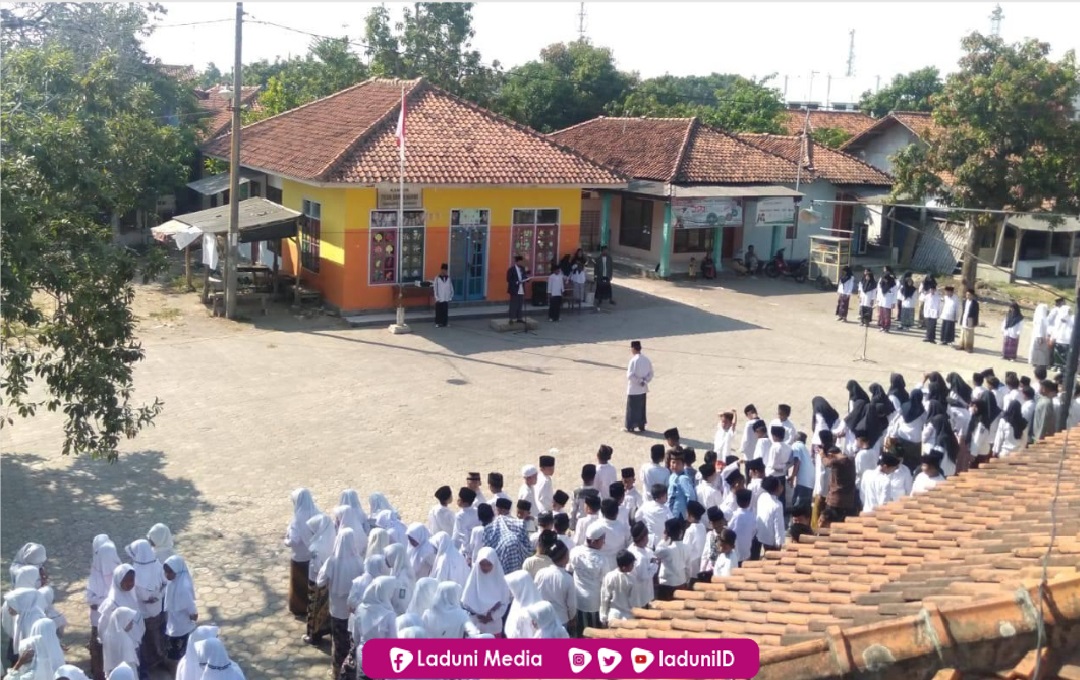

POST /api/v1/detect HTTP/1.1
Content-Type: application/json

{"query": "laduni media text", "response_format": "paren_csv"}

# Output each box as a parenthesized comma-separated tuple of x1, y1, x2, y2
(363, 639, 760, 679)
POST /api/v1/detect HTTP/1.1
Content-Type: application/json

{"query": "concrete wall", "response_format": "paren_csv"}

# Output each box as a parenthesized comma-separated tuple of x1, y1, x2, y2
(851, 125, 919, 175)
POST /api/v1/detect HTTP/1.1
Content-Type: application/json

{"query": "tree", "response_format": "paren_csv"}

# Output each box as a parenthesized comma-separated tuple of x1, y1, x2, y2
(811, 127, 853, 149)
(1, 4, 198, 459)
(244, 37, 368, 122)
(890, 33, 1080, 290)
(616, 73, 786, 133)
(495, 40, 634, 132)
(197, 61, 222, 89)
(362, 2, 501, 107)
(859, 66, 943, 118)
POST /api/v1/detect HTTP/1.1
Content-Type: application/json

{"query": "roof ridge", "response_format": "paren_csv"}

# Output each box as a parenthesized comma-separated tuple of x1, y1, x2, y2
(699, 122, 809, 181)
(839, 113, 900, 151)
(669, 117, 699, 183)
(548, 115, 697, 137)
(316, 78, 426, 180)
(400, 81, 629, 182)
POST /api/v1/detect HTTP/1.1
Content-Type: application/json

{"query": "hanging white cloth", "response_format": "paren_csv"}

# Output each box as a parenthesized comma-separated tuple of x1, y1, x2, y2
(202, 233, 219, 270)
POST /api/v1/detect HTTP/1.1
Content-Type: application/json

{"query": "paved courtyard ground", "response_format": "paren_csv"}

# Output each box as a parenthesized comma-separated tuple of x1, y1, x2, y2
(1, 274, 1031, 678)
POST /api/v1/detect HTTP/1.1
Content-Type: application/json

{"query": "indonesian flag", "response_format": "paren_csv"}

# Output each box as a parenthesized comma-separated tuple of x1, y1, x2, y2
(395, 89, 406, 160)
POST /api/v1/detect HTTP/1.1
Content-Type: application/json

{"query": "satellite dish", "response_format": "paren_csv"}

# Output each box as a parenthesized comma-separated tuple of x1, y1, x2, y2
(799, 206, 823, 224)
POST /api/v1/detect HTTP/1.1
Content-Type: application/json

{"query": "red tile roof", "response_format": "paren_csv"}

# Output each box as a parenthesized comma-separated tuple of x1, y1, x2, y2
(783, 108, 876, 137)
(197, 85, 262, 141)
(200, 78, 625, 186)
(739, 133, 894, 186)
(548, 117, 804, 184)
(158, 63, 196, 82)
(840, 110, 942, 152)
(585, 427, 1080, 680)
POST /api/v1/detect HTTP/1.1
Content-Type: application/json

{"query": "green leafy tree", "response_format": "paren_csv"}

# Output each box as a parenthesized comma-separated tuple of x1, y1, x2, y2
(859, 66, 943, 118)
(1, 4, 198, 459)
(810, 126, 853, 149)
(197, 61, 222, 89)
(890, 33, 1080, 290)
(363, 2, 501, 107)
(617, 73, 786, 133)
(244, 37, 368, 122)
(495, 40, 634, 132)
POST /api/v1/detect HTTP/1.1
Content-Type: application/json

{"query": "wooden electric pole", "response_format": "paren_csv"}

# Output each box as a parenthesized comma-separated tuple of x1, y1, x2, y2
(225, 2, 243, 319)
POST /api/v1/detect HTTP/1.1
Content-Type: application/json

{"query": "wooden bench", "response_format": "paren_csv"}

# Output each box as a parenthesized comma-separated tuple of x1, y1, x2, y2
(209, 291, 269, 317)
(396, 283, 433, 309)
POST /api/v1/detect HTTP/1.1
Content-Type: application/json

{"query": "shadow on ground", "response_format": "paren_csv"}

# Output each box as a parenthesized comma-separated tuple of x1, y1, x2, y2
(0, 451, 213, 603)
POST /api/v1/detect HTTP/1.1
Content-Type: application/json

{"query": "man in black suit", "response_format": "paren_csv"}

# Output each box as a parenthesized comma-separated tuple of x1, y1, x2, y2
(507, 255, 527, 323)
(593, 245, 615, 309)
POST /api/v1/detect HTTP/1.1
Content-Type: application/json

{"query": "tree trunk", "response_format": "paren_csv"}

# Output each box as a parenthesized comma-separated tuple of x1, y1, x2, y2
(960, 217, 980, 292)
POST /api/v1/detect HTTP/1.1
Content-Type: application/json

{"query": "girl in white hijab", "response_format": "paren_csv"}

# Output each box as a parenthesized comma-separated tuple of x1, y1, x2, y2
(404, 577, 439, 624)
(303, 513, 335, 645)
(347, 555, 387, 617)
(368, 492, 396, 517)
(125, 539, 166, 670)
(405, 524, 436, 578)
(461, 547, 511, 636)
(162, 555, 198, 661)
(175, 624, 218, 680)
(9, 544, 46, 587)
(11, 566, 40, 590)
(1030, 303, 1051, 368)
(101, 607, 140, 676)
(317, 527, 364, 676)
(526, 601, 568, 639)
(421, 582, 478, 639)
(333, 505, 369, 559)
(366, 528, 391, 559)
(35, 587, 66, 636)
(4, 588, 46, 667)
(503, 570, 543, 639)
(96, 565, 144, 650)
(105, 664, 135, 680)
(383, 544, 415, 616)
(430, 532, 469, 588)
(146, 524, 175, 563)
(87, 538, 120, 638)
(6, 617, 65, 680)
(195, 638, 245, 680)
(348, 576, 397, 676)
(338, 489, 370, 533)
(53, 665, 91, 680)
(285, 488, 319, 618)
(374, 510, 408, 547)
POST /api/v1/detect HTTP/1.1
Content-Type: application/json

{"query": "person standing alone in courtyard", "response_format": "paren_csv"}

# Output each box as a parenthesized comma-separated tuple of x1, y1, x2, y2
(594, 245, 615, 308)
(433, 263, 454, 328)
(625, 341, 653, 433)
(506, 255, 528, 324)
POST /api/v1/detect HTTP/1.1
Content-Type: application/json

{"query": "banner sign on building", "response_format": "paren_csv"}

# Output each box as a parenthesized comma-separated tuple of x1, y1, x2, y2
(377, 187, 423, 210)
(671, 197, 743, 229)
(754, 197, 796, 228)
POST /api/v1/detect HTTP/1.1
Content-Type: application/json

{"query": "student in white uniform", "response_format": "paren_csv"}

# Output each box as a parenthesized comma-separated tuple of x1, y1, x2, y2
(740, 405, 760, 459)
(535, 455, 555, 514)
(911, 455, 947, 495)
(857, 269, 877, 327)
(938, 286, 959, 345)
(859, 454, 906, 513)
(595, 446, 618, 500)
(452, 488, 480, 552)
(433, 263, 454, 328)
(654, 518, 689, 600)
(546, 264, 565, 322)
(637, 485, 671, 550)
(533, 542, 577, 636)
(921, 284, 942, 343)
(640, 446, 670, 501)
(875, 268, 897, 332)
(626, 522, 657, 608)
(835, 265, 855, 322)
(713, 410, 738, 456)
(729, 490, 755, 567)
(599, 551, 637, 626)
(770, 404, 797, 446)
(461, 547, 511, 636)
(568, 523, 608, 631)
(427, 486, 455, 539)
(518, 465, 539, 511)
(752, 477, 785, 560)
(994, 401, 1028, 458)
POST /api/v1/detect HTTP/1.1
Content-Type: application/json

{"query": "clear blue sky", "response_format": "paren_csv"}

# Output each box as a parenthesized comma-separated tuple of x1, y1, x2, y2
(144, 2, 1080, 104)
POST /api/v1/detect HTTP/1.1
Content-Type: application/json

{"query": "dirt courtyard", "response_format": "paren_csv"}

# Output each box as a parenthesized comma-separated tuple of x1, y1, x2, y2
(1, 274, 1030, 678)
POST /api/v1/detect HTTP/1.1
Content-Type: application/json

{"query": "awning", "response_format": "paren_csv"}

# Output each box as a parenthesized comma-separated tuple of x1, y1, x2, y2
(186, 168, 263, 195)
(627, 180, 804, 199)
(153, 198, 300, 248)
(1007, 214, 1080, 234)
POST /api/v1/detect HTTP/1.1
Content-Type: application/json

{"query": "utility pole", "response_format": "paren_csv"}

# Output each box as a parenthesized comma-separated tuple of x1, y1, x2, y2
(1060, 268, 1080, 426)
(825, 74, 832, 109)
(577, 2, 587, 41)
(225, 1, 243, 320)
(845, 29, 855, 77)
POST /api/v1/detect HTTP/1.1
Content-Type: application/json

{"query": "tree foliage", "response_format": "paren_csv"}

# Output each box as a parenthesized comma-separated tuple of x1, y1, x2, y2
(243, 37, 368, 122)
(891, 33, 1080, 288)
(616, 73, 786, 133)
(495, 40, 634, 133)
(859, 66, 943, 118)
(0, 3, 198, 458)
(810, 126, 853, 149)
(363, 2, 502, 107)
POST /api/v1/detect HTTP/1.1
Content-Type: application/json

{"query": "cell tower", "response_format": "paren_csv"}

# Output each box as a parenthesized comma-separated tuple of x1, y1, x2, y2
(846, 29, 855, 78)
(990, 4, 1003, 36)
(577, 3, 587, 41)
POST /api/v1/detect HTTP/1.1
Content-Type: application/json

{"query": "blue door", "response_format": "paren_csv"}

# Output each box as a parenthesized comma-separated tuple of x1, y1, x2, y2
(450, 226, 487, 301)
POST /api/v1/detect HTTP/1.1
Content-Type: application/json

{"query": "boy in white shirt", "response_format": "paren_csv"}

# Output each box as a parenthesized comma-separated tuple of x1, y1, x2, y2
(621, 468, 643, 521)
(640, 445, 670, 501)
(654, 518, 689, 600)
(697, 506, 727, 578)
(911, 454, 947, 495)
(714, 410, 738, 456)
(637, 484, 672, 550)
(770, 404, 797, 446)
(682, 501, 708, 584)
(852, 432, 878, 487)
(745, 459, 766, 508)
(547, 263, 565, 322)
(574, 495, 601, 547)
(922, 284, 942, 343)
(763, 425, 793, 480)
(599, 550, 637, 626)
(533, 542, 577, 636)
(740, 404, 760, 460)
(750, 420, 770, 461)
(568, 523, 608, 631)
(570, 262, 587, 306)
(752, 477, 785, 560)
(789, 433, 816, 512)
(695, 464, 723, 509)
(428, 485, 455, 537)
(939, 286, 959, 345)
(570, 465, 597, 531)
(711, 529, 739, 578)
(627, 522, 657, 608)
(729, 489, 756, 567)
(595, 445, 618, 500)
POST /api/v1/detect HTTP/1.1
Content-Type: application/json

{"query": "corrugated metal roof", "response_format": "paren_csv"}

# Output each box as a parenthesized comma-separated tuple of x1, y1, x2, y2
(909, 220, 967, 274)
(1008, 214, 1080, 233)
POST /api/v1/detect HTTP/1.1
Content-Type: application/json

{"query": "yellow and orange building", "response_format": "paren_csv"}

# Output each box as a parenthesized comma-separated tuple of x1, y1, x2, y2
(202, 78, 625, 313)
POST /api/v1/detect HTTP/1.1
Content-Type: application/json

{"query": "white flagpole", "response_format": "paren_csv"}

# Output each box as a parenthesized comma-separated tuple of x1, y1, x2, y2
(397, 83, 405, 290)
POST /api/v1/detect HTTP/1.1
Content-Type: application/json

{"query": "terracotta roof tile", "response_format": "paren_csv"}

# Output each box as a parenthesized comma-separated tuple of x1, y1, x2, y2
(783, 108, 876, 137)
(201, 78, 624, 187)
(197, 85, 262, 141)
(739, 133, 894, 186)
(586, 427, 1080, 680)
(840, 110, 944, 152)
(548, 116, 804, 184)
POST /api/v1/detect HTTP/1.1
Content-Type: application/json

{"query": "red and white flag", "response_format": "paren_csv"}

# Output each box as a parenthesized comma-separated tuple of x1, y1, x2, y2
(395, 88, 406, 160)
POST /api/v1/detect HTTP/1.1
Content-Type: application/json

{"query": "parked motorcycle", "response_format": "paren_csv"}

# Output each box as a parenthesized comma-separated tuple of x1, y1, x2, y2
(764, 248, 809, 283)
